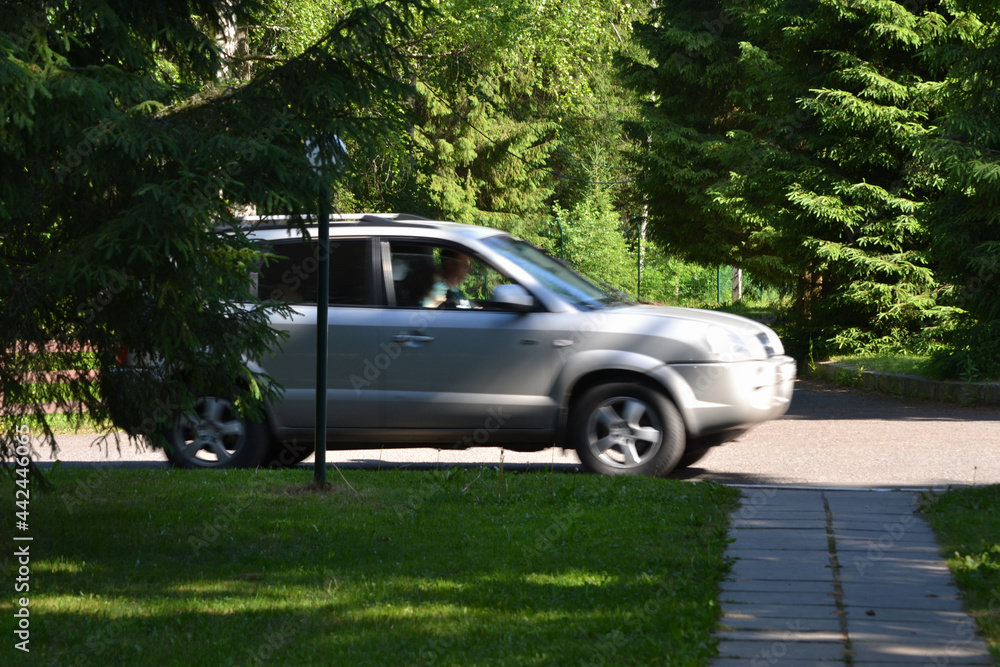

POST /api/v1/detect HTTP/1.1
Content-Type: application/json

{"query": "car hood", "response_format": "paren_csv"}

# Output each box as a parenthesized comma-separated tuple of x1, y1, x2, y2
(609, 303, 774, 335)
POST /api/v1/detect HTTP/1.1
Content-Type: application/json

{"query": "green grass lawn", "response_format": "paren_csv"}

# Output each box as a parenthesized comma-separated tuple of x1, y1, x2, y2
(5, 413, 110, 436)
(2, 468, 739, 666)
(922, 486, 1000, 662)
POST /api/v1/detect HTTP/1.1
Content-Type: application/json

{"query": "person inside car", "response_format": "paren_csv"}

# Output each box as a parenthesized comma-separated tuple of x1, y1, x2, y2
(422, 248, 472, 309)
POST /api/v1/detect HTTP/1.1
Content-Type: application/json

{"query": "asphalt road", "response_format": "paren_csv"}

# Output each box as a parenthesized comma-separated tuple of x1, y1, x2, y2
(38, 378, 1000, 489)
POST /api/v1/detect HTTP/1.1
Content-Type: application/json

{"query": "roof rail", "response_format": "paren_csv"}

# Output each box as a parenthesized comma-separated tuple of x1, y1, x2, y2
(360, 213, 431, 223)
(228, 212, 435, 231)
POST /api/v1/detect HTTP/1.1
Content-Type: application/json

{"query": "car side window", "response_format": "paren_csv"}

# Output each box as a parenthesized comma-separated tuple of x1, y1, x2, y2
(386, 240, 517, 309)
(256, 239, 369, 305)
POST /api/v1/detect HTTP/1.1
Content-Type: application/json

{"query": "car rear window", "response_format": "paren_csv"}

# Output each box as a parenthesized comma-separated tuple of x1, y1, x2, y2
(255, 239, 368, 305)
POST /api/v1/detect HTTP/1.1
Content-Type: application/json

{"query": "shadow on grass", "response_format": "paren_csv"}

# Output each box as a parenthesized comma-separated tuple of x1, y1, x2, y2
(5, 467, 739, 666)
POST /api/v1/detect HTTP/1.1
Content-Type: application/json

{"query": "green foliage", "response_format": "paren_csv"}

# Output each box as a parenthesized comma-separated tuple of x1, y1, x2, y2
(623, 0, 950, 350)
(921, 485, 1000, 651)
(338, 0, 646, 222)
(926, 320, 1000, 381)
(0, 0, 426, 460)
(919, 4, 1000, 379)
(551, 194, 636, 296)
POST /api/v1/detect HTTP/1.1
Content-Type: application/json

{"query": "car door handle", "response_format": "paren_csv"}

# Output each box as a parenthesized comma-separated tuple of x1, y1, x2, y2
(391, 334, 435, 347)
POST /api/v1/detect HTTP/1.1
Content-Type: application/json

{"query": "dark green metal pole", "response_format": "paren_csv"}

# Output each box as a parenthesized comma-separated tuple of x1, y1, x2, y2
(636, 218, 642, 302)
(556, 214, 564, 259)
(314, 183, 330, 486)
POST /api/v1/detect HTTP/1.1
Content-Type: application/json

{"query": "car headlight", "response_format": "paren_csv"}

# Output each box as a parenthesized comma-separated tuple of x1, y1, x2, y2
(764, 329, 785, 356)
(705, 325, 768, 361)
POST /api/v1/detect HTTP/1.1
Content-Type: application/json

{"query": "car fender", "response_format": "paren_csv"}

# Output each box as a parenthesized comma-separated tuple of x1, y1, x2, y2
(553, 350, 699, 438)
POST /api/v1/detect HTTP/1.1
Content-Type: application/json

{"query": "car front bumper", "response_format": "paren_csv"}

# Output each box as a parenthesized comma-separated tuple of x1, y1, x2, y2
(652, 355, 797, 437)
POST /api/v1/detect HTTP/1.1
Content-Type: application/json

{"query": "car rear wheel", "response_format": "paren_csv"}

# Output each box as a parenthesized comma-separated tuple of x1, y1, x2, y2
(571, 382, 684, 477)
(163, 396, 269, 469)
(260, 438, 314, 469)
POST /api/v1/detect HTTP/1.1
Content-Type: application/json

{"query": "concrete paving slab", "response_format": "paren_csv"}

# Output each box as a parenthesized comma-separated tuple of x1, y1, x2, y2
(721, 579, 834, 594)
(725, 549, 832, 563)
(841, 581, 964, 600)
(720, 602, 846, 621)
(850, 641, 993, 664)
(719, 614, 843, 633)
(712, 661, 844, 667)
(711, 639, 846, 662)
(825, 500, 921, 516)
(711, 488, 993, 666)
(831, 515, 930, 529)
(727, 529, 831, 551)
(733, 517, 834, 529)
(835, 527, 938, 544)
(843, 606, 976, 625)
(847, 662, 991, 667)
(838, 557, 952, 581)
(824, 491, 919, 510)
(716, 628, 844, 643)
(720, 590, 841, 606)
(736, 488, 830, 509)
(833, 536, 943, 555)
(732, 505, 827, 516)
(841, 556, 954, 582)
(840, 573, 961, 590)
(727, 559, 834, 582)
(847, 617, 979, 641)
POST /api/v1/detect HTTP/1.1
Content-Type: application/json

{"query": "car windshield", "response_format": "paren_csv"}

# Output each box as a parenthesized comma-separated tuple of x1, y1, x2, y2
(483, 236, 629, 310)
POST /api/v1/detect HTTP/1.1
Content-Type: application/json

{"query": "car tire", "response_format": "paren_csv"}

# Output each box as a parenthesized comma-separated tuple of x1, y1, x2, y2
(260, 437, 315, 469)
(675, 428, 748, 468)
(163, 396, 269, 469)
(571, 382, 685, 477)
(675, 443, 712, 469)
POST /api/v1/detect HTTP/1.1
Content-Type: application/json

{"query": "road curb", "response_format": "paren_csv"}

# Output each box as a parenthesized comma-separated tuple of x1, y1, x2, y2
(813, 361, 1000, 407)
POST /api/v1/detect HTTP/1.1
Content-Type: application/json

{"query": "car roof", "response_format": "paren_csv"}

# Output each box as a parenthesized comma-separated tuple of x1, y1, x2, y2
(239, 213, 507, 244)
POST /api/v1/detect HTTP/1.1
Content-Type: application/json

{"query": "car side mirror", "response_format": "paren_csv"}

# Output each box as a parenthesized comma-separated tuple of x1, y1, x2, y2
(493, 284, 535, 312)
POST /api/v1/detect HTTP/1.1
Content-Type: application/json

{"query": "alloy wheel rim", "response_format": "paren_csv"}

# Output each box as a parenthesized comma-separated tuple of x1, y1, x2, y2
(585, 396, 663, 469)
(174, 397, 246, 467)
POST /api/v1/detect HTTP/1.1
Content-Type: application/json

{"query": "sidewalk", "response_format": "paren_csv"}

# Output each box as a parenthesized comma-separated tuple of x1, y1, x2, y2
(712, 488, 993, 665)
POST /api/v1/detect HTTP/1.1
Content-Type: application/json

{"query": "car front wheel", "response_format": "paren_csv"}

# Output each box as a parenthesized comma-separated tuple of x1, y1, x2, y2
(163, 397, 269, 469)
(571, 382, 684, 477)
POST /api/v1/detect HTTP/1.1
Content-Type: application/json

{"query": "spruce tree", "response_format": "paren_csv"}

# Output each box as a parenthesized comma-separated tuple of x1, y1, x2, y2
(922, 2, 1000, 378)
(624, 0, 950, 352)
(0, 0, 423, 461)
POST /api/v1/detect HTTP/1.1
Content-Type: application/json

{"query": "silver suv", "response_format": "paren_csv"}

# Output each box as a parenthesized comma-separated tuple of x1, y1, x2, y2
(163, 214, 796, 476)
